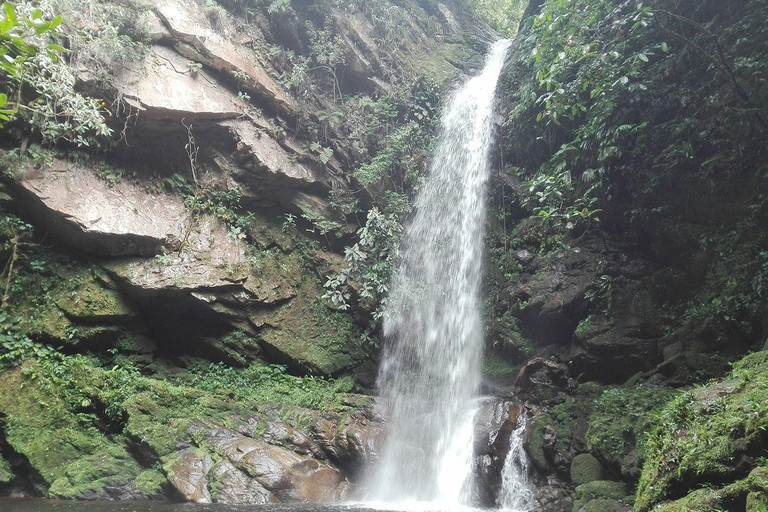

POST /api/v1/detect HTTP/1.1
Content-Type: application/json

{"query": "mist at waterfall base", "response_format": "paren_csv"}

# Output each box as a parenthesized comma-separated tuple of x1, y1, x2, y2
(363, 39, 534, 512)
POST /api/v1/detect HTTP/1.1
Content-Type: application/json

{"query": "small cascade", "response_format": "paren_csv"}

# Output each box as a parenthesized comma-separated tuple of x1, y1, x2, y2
(366, 39, 513, 506)
(497, 416, 537, 511)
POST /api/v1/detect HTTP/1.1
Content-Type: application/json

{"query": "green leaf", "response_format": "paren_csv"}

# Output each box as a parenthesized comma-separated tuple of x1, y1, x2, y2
(2, 2, 16, 26)
(661, 42, 669, 53)
(46, 43, 67, 53)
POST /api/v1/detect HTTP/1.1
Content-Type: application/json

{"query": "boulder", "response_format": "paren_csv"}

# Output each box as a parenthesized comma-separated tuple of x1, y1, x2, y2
(313, 409, 383, 473)
(508, 255, 593, 345)
(208, 460, 277, 504)
(472, 398, 525, 506)
(570, 454, 610, 486)
(537, 476, 573, 512)
(515, 358, 575, 405)
(11, 158, 186, 256)
(172, 419, 351, 503)
(168, 450, 214, 503)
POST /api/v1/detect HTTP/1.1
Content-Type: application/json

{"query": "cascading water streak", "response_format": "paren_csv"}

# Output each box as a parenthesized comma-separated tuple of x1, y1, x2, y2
(367, 39, 512, 506)
(498, 416, 536, 511)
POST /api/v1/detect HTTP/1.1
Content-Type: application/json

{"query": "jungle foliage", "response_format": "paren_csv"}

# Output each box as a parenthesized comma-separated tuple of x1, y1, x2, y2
(502, 0, 768, 234)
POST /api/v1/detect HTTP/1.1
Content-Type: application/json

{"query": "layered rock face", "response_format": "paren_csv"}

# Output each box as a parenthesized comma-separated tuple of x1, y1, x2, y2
(0, 0, 491, 503)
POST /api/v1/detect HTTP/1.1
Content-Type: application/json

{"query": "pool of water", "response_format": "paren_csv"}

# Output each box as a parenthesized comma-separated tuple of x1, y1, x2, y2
(0, 500, 377, 512)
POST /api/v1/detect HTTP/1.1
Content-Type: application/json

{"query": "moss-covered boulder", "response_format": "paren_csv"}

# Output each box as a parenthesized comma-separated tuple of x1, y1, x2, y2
(570, 454, 609, 486)
(574, 480, 627, 502)
(636, 351, 768, 511)
(0, 362, 144, 499)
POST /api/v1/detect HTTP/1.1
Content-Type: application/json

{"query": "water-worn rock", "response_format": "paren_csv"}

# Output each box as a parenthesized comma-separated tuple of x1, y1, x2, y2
(537, 476, 573, 512)
(208, 460, 277, 504)
(169, 450, 214, 503)
(313, 409, 383, 473)
(473, 398, 525, 506)
(515, 358, 576, 405)
(191, 422, 349, 502)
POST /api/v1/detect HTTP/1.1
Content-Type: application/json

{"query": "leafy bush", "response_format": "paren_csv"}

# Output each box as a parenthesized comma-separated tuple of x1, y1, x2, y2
(503, 0, 768, 231)
(0, 0, 65, 126)
(176, 361, 355, 411)
(324, 207, 401, 318)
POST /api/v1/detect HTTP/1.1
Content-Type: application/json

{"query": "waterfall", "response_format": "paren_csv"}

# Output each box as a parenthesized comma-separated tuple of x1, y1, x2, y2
(367, 39, 512, 505)
(498, 416, 536, 511)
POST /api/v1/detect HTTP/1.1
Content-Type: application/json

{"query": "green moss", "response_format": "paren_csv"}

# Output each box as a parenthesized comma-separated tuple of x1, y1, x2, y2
(527, 414, 552, 470)
(573, 498, 628, 512)
(54, 280, 133, 322)
(574, 480, 627, 501)
(636, 351, 768, 511)
(0, 456, 15, 483)
(0, 362, 140, 494)
(123, 381, 222, 457)
(412, 41, 477, 83)
(651, 472, 768, 512)
(747, 491, 768, 512)
(134, 469, 168, 497)
(482, 351, 518, 378)
(586, 385, 679, 476)
(48, 450, 141, 499)
(571, 453, 609, 486)
(256, 288, 368, 376)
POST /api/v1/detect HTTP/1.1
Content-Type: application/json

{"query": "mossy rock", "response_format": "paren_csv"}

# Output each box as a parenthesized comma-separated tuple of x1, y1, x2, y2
(0, 456, 15, 484)
(574, 480, 627, 501)
(571, 453, 609, 486)
(482, 351, 518, 379)
(254, 286, 368, 376)
(651, 467, 768, 512)
(654, 488, 724, 512)
(586, 384, 679, 478)
(54, 280, 134, 323)
(24, 304, 72, 343)
(572, 498, 629, 512)
(134, 469, 169, 497)
(747, 491, 768, 512)
(527, 413, 553, 471)
(48, 451, 142, 499)
(0, 363, 142, 495)
(636, 351, 768, 511)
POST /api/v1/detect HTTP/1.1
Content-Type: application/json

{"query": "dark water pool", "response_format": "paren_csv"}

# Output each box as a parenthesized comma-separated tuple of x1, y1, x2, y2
(0, 500, 374, 512)
(0, 500, 487, 512)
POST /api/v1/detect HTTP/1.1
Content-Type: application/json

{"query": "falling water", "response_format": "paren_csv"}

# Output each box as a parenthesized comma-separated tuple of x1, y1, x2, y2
(498, 416, 537, 511)
(368, 39, 513, 505)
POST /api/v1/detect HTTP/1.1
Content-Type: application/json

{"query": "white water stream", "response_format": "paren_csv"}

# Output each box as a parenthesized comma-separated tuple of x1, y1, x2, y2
(498, 416, 537, 511)
(366, 40, 515, 506)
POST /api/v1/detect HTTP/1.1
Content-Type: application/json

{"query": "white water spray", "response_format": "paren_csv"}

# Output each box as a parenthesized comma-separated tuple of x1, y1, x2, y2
(367, 39, 512, 505)
(498, 416, 536, 511)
